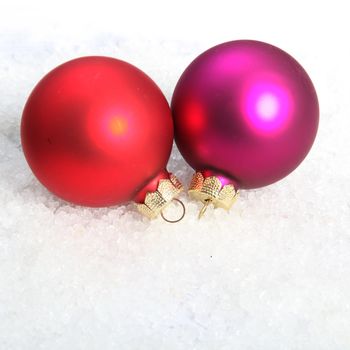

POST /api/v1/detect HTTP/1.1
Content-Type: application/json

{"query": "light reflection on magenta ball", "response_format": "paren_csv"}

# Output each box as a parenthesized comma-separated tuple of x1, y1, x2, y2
(171, 40, 319, 189)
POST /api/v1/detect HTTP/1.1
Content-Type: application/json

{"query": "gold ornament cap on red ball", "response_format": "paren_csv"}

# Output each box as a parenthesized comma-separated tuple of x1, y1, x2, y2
(188, 171, 239, 218)
(136, 173, 184, 220)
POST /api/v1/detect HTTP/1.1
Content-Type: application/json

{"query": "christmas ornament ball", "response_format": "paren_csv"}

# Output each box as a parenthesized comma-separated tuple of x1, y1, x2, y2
(21, 56, 179, 213)
(171, 40, 319, 205)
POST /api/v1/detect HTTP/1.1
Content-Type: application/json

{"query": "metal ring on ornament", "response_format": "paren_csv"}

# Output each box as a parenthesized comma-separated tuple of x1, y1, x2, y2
(160, 198, 186, 223)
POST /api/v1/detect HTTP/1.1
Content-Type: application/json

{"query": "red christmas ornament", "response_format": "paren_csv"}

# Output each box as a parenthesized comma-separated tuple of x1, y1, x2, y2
(21, 56, 183, 219)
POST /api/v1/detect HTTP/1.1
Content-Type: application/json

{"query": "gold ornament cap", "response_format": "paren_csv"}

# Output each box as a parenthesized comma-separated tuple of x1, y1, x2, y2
(136, 173, 183, 219)
(188, 171, 239, 215)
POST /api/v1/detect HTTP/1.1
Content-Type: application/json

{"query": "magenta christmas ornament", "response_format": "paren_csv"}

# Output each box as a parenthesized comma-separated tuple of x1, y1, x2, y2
(171, 40, 319, 216)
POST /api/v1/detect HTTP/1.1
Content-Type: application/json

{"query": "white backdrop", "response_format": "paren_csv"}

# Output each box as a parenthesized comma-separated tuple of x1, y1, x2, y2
(1, 0, 349, 349)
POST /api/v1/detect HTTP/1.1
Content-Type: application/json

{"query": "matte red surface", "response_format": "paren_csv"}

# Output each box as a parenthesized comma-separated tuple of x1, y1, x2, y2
(21, 56, 173, 206)
(171, 40, 319, 189)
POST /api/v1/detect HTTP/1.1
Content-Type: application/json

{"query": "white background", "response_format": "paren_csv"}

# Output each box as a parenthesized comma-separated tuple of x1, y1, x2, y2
(1, 0, 349, 349)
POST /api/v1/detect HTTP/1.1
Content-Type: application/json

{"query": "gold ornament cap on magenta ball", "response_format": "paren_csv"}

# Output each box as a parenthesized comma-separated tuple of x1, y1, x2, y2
(188, 171, 239, 217)
(136, 173, 184, 220)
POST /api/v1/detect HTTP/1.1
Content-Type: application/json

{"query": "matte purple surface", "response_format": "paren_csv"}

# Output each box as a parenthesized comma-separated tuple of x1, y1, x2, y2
(171, 40, 319, 189)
